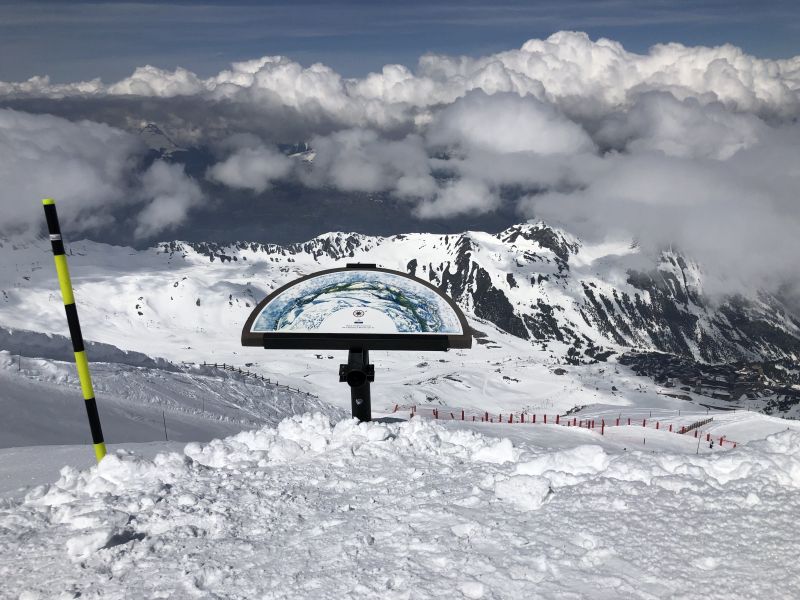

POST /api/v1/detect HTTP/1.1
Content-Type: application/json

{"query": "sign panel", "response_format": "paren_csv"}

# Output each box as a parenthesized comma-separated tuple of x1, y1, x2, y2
(242, 265, 471, 350)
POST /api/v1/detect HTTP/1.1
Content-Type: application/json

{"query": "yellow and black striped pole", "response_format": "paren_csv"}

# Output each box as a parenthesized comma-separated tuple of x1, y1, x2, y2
(42, 198, 107, 462)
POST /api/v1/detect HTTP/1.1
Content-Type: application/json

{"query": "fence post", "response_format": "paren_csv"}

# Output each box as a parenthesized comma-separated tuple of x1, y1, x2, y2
(556, 415, 560, 425)
(533, 414, 537, 424)
(601, 419, 605, 435)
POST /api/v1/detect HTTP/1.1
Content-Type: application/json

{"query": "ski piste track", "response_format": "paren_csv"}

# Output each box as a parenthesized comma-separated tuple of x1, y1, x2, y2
(393, 405, 741, 448)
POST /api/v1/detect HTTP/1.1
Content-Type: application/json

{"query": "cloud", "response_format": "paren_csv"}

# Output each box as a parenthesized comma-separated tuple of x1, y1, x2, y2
(207, 141, 292, 193)
(4, 31, 799, 129)
(595, 92, 767, 159)
(303, 128, 435, 196)
(136, 162, 203, 238)
(108, 66, 204, 97)
(518, 124, 800, 298)
(0, 108, 202, 239)
(428, 91, 595, 155)
(2, 31, 800, 308)
(0, 109, 140, 235)
(415, 179, 498, 219)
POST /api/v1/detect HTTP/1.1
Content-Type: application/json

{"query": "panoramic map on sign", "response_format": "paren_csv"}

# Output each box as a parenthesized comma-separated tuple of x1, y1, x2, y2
(241, 265, 471, 351)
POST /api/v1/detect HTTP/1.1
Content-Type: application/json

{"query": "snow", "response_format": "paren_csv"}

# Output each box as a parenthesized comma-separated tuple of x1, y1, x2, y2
(0, 442, 181, 500)
(1, 230, 799, 597)
(1, 413, 799, 598)
(0, 350, 344, 448)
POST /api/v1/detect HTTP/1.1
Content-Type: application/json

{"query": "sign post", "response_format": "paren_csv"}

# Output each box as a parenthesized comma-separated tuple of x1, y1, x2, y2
(242, 264, 471, 421)
(339, 347, 374, 421)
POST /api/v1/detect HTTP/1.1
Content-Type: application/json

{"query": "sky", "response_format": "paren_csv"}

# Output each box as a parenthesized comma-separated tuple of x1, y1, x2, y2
(1, 0, 799, 83)
(0, 0, 799, 311)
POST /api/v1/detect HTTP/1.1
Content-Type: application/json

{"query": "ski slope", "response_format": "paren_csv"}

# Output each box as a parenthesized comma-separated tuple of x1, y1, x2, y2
(0, 350, 344, 448)
(1, 413, 798, 599)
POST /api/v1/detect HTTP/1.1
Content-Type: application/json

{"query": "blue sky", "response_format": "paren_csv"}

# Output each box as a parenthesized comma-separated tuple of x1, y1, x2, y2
(0, 0, 798, 82)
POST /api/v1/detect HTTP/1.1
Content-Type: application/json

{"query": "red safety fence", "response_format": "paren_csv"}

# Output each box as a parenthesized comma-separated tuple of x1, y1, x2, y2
(392, 404, 738, 449)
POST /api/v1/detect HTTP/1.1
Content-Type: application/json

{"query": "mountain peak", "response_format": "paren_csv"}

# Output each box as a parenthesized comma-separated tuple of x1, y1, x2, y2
(138, 122, 182, 155)
(498, 221, 580, 263)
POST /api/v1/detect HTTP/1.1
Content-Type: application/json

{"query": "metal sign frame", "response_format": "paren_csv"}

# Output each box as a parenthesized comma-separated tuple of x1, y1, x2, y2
(241, 264, 472, 351)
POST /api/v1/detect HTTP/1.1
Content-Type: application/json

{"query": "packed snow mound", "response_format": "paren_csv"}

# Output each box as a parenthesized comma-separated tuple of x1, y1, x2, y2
(2, 414, 800, 598)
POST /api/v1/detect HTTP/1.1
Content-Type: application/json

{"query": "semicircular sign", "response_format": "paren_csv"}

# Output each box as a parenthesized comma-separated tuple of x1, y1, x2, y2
(241, 265, 471, 351)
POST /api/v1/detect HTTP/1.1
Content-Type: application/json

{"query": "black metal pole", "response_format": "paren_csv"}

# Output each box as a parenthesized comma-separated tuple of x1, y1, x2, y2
(339, 347, 374, 422)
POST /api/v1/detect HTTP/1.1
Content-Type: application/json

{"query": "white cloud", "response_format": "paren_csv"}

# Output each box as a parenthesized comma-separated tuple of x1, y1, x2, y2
(2, 32, 800, 305)
(207, 143, 292, 193)
(4, 31, 798, 127)
(596, 92, 767, 159)
(415, 179, 498, 219)
(429, 91, 595, 155)
(0, 109, 202, 239)
(108, 65, 203, 97)
(135, 161, 203, 238)
(518, 126, 800, 297)
(304, 128, 435, 196)
(0, 109, 140, 235)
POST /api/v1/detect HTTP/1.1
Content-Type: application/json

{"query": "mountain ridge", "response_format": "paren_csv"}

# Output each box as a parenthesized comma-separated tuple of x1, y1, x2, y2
(152, 221, 800, 364)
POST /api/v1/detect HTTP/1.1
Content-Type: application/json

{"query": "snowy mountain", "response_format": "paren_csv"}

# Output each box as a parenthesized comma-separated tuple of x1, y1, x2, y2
(1, 222, 798, 419)
(138, 123, 182, 156)
(182, 221, 800, 364)
(2, 221, 800, 599)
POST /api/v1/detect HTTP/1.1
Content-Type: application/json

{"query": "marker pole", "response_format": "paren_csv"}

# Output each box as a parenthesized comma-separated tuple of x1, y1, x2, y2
(42, 198, 107, 462)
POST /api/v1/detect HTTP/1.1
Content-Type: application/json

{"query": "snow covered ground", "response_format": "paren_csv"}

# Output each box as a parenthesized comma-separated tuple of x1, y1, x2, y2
(1, 234, 798, 598)
(0, 350, 344, 448)
(1, 413, 799, 599)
